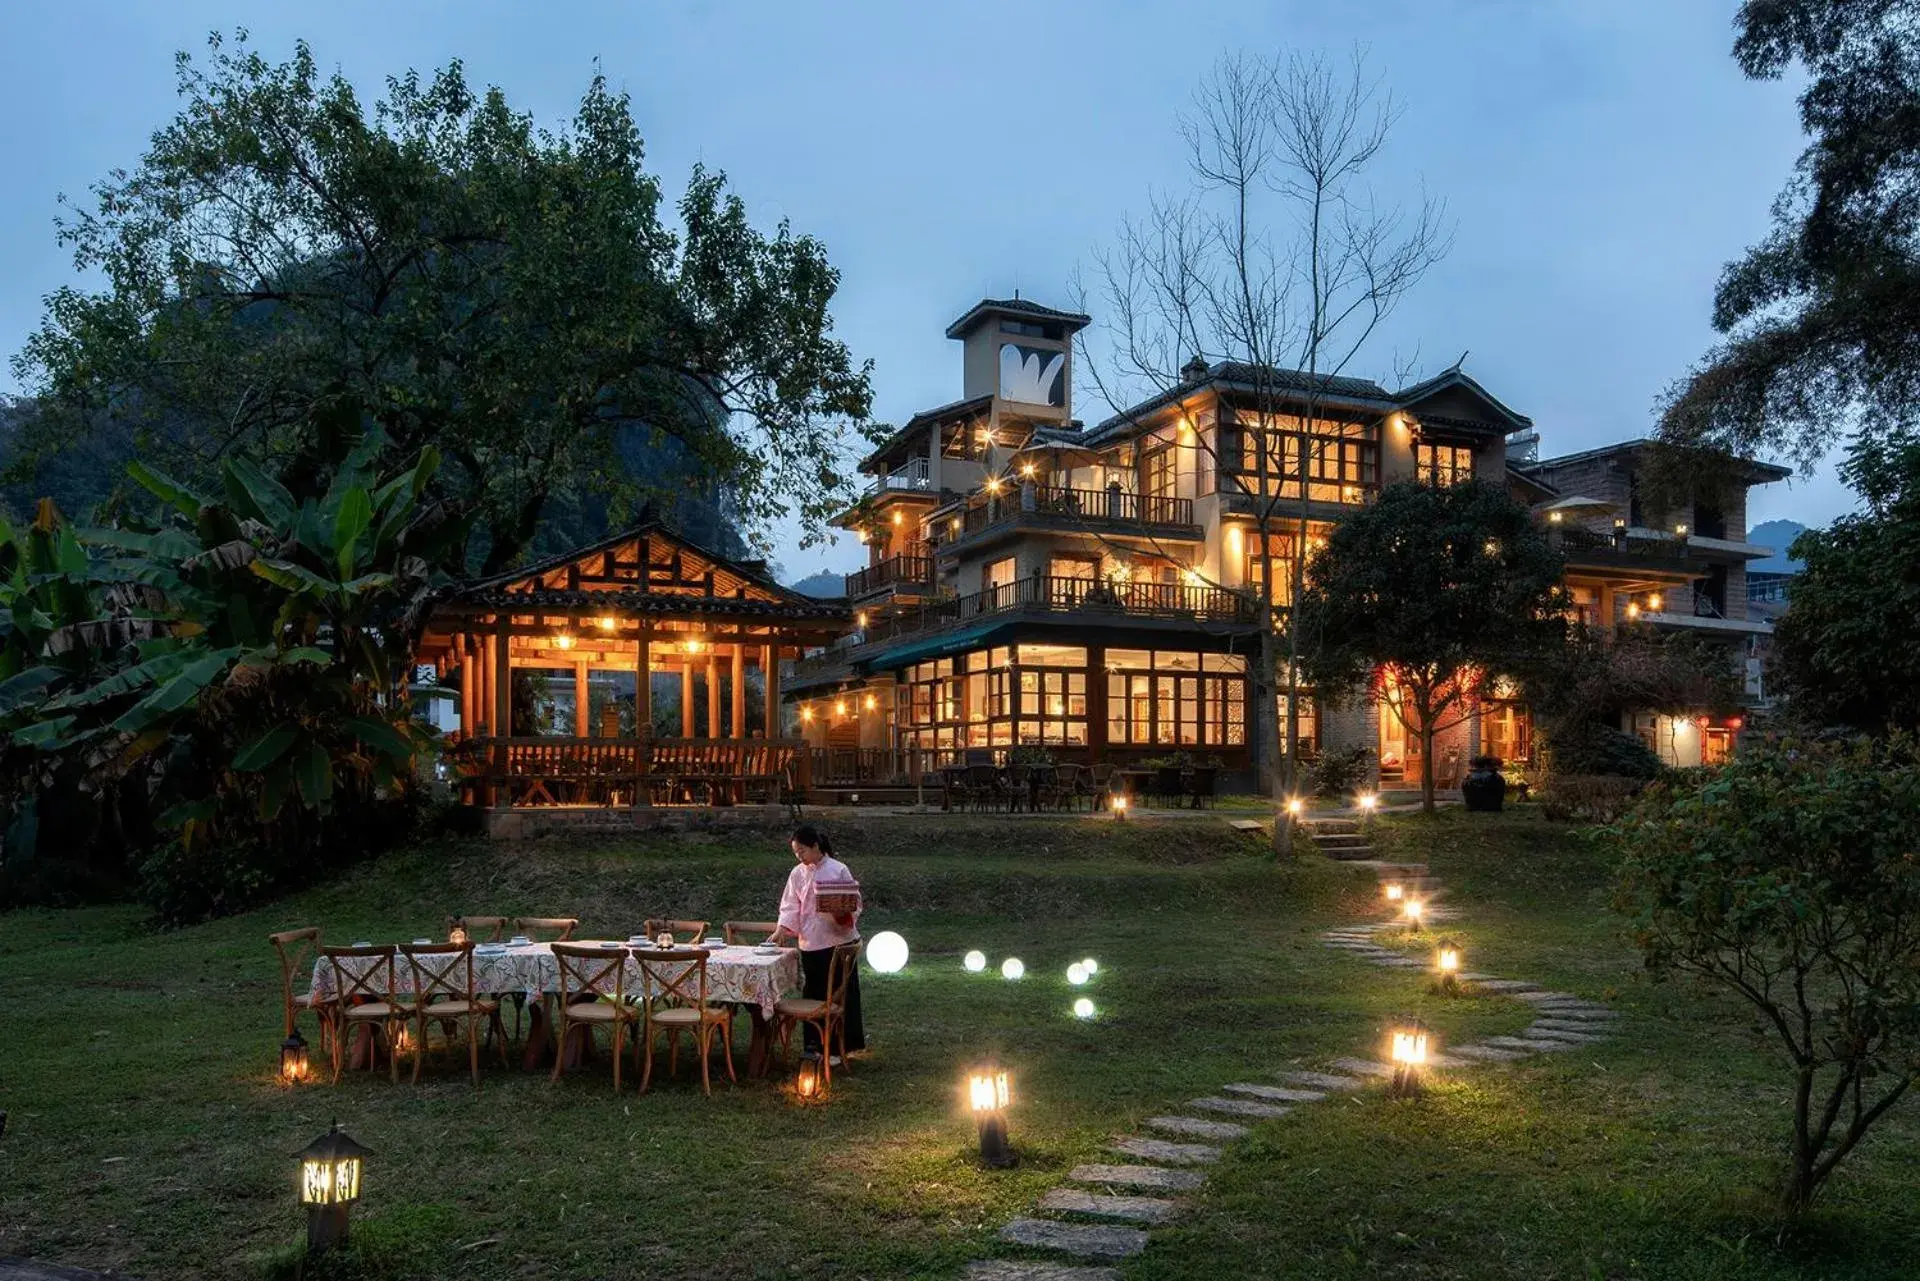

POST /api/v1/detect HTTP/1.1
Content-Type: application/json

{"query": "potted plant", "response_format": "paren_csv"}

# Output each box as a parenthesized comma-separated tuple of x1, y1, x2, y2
(1461, 754, 1507, 812)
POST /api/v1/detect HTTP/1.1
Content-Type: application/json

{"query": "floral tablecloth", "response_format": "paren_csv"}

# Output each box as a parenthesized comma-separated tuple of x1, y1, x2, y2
(309, 942, 802, 1018)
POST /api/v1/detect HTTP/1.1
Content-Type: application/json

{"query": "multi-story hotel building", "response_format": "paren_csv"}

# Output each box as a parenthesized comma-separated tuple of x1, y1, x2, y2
(786, 298, 1787, 786)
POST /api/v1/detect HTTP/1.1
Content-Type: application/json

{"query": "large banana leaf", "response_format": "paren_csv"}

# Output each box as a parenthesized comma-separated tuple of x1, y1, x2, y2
(127, 460, 208, 521)
(110, 649, 239, 734)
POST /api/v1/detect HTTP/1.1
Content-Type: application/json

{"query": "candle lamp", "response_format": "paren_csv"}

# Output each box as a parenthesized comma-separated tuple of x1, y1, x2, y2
(1388, 1022, 1431, 1098)
(297, 1122, 371, 1257)
(279, 1029, 311, 1085)
(967, 1060, 1017, 1168)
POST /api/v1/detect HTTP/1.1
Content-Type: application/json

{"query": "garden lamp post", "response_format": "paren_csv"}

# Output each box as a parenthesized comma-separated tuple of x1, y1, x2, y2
(297, 1122, 370, 1257)
(1389, 1023, 1430, 1099)
(967, 1059, 1016, 1168)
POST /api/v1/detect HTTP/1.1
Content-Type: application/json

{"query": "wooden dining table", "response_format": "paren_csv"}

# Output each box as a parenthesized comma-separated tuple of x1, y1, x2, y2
(310, 940, 805, 1079)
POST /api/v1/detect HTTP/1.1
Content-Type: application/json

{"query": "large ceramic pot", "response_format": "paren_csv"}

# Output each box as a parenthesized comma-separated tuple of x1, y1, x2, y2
(1461, 757, 1507, 812)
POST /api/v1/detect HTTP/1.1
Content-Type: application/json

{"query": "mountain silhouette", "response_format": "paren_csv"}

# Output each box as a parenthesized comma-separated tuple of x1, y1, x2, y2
(1747, 518, 1807, 573)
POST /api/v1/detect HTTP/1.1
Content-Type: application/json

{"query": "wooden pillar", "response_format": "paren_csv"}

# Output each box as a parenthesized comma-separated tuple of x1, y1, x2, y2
(491, 617, 511, 807)
(1087, 643, 1107, 763)
(731, 643, 746, 739)
(573, 663, 589, 738)
(460, 638, 475, 737)
(756, 645, 771, 737)
(706, 650, 721, 738)
(635, 629, 652, 736)
(680, 657, 695, 738)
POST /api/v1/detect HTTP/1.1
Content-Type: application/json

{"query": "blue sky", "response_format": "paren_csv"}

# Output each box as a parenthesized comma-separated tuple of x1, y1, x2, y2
(0, 1, 1827, 581)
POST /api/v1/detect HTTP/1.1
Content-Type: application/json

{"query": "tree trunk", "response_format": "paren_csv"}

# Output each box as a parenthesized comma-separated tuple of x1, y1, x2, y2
(1416, 691, 1437, 815)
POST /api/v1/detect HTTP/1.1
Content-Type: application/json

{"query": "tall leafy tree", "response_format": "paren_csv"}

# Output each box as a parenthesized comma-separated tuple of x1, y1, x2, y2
(1660, 0, 1920, 467)
(1297, 480, 1568, 812)
(9, 32, 876, 571)
(1772, 434, 1920, 732)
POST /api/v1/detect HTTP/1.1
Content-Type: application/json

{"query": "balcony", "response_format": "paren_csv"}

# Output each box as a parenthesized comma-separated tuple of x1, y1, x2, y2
(862, 573, 1255, 647)
(1551, 524, 1697, 575)
(873, 459, 931, 493)
(846, 554, 936, 600)
(944, 484, 1198, 546)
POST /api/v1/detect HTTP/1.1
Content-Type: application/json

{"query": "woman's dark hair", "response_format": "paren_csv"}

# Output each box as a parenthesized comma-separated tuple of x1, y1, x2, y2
(791, 824, 834, 857)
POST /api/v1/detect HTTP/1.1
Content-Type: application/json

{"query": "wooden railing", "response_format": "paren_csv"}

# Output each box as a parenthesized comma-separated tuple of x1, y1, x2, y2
(956, 485, 1195, 538)
(859, 573, 1254, 646)
(847, 554, 936, 598)
(449, 736, 807, 807)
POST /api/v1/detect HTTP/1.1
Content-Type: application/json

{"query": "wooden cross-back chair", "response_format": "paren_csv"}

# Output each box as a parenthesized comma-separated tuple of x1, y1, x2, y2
(268, 926, 333, 1051)
(445, 915, 509, 943)
(643, 918, 709, 946)
(319, 945, 407, 1083)
(774, 941, 861, 1090)
(548, 943, 639, 1093)
(400, 942, 507, 1087)
(635, 949, 733, 1096)
(515, 917, 578, 941)
(723, 920, 779, 945)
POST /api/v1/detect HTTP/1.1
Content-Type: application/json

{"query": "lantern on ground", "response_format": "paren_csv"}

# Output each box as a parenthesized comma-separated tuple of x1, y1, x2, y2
(793, 1052, 827, 1103)
(297, 1122, 371, 1257)
(1001, 957, 1025, 981)
(866, 931, 909, 974)
(967, 1060, 1017, 1168)
(1437, 945, 1460, 974)
(1383, 881, 1404, 902)
(963, 950, 987, 973)
(1066, 962, 1088, 986)
(1389, 1022, 1430, 1098)
(1358, 793, 1379, 815)
(279, 1029, 310, 1086)
(1286, 796, 1303, 817)
(1402, 898, 1425, 931)
(1111, 793, 1129, 821)
(1435, 942, 1463, 995)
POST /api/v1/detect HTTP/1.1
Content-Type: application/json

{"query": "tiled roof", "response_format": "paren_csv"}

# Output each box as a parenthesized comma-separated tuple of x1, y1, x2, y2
(859, 393, 994, 469)
(1087, 361, 1394, 441)
(945, 298, 1093, 337)
(450, 587, 851, 622)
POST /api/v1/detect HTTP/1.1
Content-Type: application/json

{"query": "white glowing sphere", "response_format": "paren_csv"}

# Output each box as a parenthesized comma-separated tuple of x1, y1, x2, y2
(1001, 957, 1025, 981)
(963, 950, 987, 973)
(1081, 958, 1099, 975)
(1066, 963, 1089, 985)
(865, 931, 909, 974)
(1073, 998, 1096, 1019)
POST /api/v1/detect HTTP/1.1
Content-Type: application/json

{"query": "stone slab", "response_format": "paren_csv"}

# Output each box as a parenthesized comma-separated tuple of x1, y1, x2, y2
(1112, 1136, 1221, 1165)
(1189, 1095, 1293, 1119)
(1144, 1114, 1248, 1140)
(1330, 1056, 1397, 1078)
(1450, 1043, 1529, 1062)
(1038, 1188, 1180, 1225)
(1532, 1019, 1617, 1034)
(0, 1261, 134, 1281)
(966, 1264, 1121, 1281)
(1512, 991, 1581, 1004)
(1473, 979, 1543, 992)
(1069, 1163, 1207, 1192)
(1482, 1036, 1548, 1052)
(1278, 1069, 1368, 1091)
(1530, 1007, 1618, 1021)
(1228, 819, 1266, 832)
(1374, 957, 1425, 968)
(1427, 1053, 1474, 1069)
(997, 1219, 1149, 1261)
(1523, 1028, 1607, 1045)
(1221, 1082, 1326, 1103)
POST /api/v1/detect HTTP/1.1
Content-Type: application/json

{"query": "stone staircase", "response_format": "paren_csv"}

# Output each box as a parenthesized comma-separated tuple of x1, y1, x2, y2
(1303, 817, 1374, 860)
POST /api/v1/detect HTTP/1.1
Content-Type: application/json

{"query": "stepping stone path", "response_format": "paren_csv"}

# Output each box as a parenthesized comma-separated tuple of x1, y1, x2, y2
(970, 859, 1622, 1274)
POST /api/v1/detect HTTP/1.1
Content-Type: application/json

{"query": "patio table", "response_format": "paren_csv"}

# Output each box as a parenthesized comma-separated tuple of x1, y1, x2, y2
(310, 941, 803, 1079)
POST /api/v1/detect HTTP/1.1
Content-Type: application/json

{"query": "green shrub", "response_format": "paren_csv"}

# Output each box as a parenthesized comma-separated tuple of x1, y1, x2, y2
(1540, 774, 1646, 823)
(1308, 745, 1373, 798)
(1545, 721, 1664, 780)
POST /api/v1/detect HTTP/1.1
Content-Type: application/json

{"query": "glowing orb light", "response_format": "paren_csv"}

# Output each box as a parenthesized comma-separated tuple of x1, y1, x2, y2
(1066, 963, 1089, 985)
(1073, 998, 1096, 1019)
(963, 950, 987, 973)
(1001, 957, 1025, 981)
(865, 931, 909, 974)
(1081, 958, 1098, 975)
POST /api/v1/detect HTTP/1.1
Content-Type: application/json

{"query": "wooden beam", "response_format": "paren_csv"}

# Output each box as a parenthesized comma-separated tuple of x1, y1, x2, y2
(763, 642, 779, 739)
(706, 649, 721, 738)
(681, 660, 695, 738)
(492, 617, 511, 807)
(731, 642, 746, 739)
(573, 663, 589, 737)
(636, 628, 652, 739)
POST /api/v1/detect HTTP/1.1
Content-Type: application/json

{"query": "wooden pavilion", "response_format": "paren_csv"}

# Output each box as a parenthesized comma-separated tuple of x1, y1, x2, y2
(418, 522, 849, 814)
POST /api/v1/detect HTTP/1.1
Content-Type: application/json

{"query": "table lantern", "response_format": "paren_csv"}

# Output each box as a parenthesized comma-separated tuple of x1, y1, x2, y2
(655, 932, 673, 949)
(297, 1122, 371, 1256)
(967, 1060, 1016, 1168)
(448, 920, 468, 946)
(1389, 1022, 1431, 1098)
(279, 1029, 310, 1085)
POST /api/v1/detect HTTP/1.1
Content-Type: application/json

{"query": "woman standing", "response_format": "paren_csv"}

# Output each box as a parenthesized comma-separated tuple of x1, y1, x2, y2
(772, 824, 867, 1059)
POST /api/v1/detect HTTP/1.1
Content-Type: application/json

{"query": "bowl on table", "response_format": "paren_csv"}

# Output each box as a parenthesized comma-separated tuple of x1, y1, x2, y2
(508, 935, 531, 947)
(411, 938, 433, 945)
(352, 941, 372, 948)
(703, 936, 725, 949)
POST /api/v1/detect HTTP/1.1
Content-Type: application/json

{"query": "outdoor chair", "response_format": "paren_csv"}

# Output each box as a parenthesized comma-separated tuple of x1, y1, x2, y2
(1151, 765, 1186, 808)
(941, 766, 973, 812)
(965, 764, 1002, 812)
(400, 942, 506, 1087)
(444, 915, 509, 943)
(1187, 766, 1218, 809)
(643, 919, 710, 946)
(269, 926, 333, 1053)
(1005, 764, 1031, 813)
(548, 943, 640, 1093)
(723, 920, 780, 945)
(515, 917, 579, 941)
(1051, 763, 1083, 811)
(774, 941, 860, 1090)
(319, 945, 407, 1084)
(635, 949, 733, 1095)
(1086, 763, 1115, 810)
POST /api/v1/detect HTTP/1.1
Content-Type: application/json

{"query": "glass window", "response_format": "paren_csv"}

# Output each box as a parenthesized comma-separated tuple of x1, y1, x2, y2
(1153, 651, 1200, 671)
(1143, 447, 1176, 501)
(1203, 653, 1248, 673)
(1106, 648, 1152, 671)
(1017, 643, 1088, 667)
(1416, 442, 1474, 487)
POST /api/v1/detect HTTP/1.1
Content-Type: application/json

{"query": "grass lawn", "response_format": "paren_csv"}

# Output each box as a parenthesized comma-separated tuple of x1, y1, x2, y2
(1, 808, 1915, 1279)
